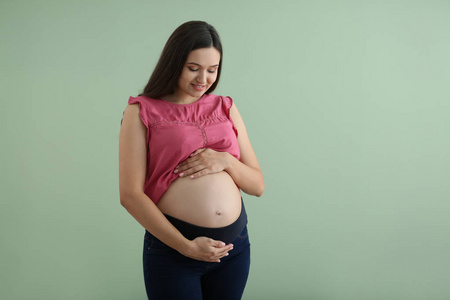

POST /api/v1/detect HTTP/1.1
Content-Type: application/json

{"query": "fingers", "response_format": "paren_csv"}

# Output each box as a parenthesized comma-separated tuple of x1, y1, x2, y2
(190, 237, 234, 262)
(212, 239, 233, 250)
(175, 164, 208, 178)
(175, 159, 202, 172)
(174, 155, 202, 173)
(173, 148, 223, 179)
(174, 157, 211, 178)
(216, 244, 234, 257)
(210, 240, 233, 261)
(188, 169, 209, 179)
(177, 148, 212, 170)
(209, 245, 234, 262)
(190, 148, 206, 157)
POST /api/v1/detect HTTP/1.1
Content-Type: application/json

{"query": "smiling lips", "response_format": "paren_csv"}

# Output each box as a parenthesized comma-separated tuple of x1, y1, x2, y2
(192, 84, 206, 91)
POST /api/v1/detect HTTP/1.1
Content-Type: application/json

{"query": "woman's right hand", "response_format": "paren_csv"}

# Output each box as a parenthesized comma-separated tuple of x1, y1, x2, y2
(181, 237, 233, 262)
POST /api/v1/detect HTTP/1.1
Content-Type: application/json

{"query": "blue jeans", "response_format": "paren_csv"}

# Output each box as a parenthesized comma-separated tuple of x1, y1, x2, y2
(143, 225, 251, 300)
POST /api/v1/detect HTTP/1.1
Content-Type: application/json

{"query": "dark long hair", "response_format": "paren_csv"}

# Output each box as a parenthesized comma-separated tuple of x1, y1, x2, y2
(138, 21, 223, 99)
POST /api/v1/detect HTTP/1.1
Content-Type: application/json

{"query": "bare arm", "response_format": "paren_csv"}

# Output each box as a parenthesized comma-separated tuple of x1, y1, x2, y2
(223, 103, 265, 196)
(119, 104, 233, 262)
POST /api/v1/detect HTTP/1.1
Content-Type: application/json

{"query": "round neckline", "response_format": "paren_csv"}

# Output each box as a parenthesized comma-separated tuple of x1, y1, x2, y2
(160, 94, 207, 106)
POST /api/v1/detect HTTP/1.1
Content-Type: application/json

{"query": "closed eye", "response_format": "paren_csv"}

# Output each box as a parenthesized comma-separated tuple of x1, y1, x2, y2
(189, 67, 216, 74)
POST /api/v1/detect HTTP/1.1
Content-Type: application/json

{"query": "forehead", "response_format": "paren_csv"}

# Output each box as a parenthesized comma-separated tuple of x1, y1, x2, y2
(186, 47, 221, 65)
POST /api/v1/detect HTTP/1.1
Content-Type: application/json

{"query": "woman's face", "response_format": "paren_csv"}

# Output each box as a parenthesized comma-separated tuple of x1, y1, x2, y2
(173, 47, 221, 104)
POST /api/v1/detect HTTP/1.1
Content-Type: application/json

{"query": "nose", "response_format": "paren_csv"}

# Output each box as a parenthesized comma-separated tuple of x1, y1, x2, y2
(196, 70, 207, 84)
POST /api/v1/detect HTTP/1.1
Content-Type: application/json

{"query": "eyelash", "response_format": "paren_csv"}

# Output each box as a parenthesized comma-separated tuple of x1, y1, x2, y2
(188, 67, 216, 73)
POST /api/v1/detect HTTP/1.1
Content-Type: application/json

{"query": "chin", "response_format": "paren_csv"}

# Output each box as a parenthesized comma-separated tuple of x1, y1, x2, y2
(190, 91, 206, 98)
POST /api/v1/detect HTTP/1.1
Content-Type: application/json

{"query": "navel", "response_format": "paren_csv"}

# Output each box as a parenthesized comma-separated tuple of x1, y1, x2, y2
(216, 210, 222, 216)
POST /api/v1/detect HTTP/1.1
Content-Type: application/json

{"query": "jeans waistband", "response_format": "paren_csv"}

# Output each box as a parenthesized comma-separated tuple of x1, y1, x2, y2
(162, 197, 247, 244)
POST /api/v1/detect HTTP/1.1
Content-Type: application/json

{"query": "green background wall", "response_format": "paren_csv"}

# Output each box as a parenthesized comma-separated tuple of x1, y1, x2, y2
(2, 0, 450, 299)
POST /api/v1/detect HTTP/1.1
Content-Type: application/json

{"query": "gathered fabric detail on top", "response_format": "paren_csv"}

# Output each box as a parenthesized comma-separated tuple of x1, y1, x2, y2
(127, 93, 240, 204)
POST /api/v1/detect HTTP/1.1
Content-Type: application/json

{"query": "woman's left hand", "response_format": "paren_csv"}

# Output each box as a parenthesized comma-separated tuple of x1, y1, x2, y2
(174, 148, 231, 179)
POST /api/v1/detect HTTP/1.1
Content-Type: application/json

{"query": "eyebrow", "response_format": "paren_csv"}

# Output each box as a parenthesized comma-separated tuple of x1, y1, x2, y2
(187, 62, 219, 68)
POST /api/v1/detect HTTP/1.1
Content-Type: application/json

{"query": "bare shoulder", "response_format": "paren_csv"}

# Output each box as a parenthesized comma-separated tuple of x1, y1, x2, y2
(229, 101, 248, 134)
(123, 103, 140, 120)
(229, 101, 243, 121)
(228, 100, 261, 168)
(122, 103, 146, 130)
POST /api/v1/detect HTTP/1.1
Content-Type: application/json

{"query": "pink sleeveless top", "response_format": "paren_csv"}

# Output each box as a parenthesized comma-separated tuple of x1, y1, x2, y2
(128, 93, 240, 204)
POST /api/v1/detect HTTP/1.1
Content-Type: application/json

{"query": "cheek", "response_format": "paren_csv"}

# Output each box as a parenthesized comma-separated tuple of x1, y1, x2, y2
(179, 73, 192, 86)
(208, 74, 218, 84)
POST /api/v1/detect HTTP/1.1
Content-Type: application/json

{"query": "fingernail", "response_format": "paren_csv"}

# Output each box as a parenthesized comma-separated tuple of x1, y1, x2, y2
(190, 175, 194, 178)
(179, 173, 184, 177)
(174, 169, 178, 173)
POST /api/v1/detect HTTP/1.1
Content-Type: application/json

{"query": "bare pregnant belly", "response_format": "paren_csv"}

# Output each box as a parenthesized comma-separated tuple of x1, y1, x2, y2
(156, 171, 242, 228)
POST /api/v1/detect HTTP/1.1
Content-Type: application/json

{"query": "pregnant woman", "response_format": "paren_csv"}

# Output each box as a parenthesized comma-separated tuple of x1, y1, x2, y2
(119, 21, 264, 300)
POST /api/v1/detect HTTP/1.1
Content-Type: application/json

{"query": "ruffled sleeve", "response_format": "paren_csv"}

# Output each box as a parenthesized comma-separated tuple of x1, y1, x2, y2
(221, 96, 238, 137)
(128, 96, 149, 130)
